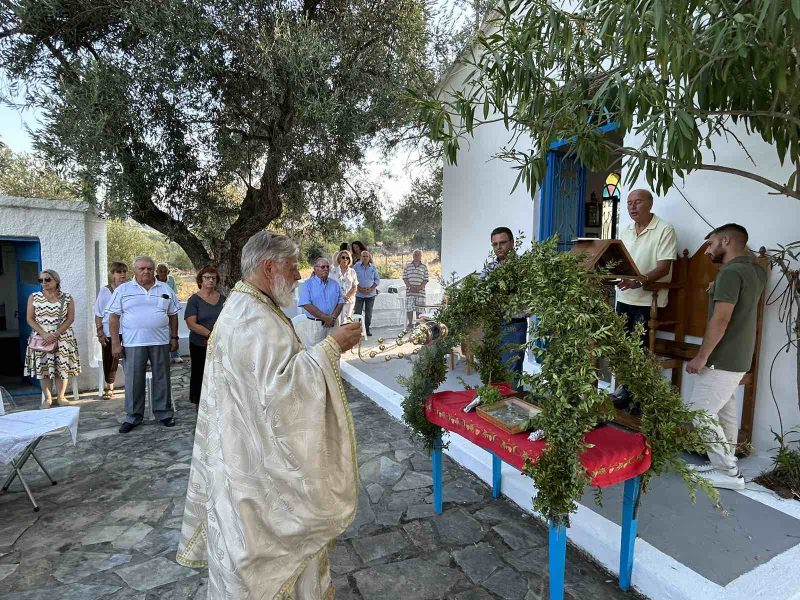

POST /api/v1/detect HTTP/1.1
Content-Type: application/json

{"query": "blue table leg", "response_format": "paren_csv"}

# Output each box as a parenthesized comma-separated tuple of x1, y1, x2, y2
(432, 434, 443, 514)
(619, 476, 641, 591)
(491, 452, 502, 498)
(548, 518, 567, 600)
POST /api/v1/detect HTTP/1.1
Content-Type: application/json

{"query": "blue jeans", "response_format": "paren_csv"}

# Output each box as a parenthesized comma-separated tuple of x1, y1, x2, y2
(501, 318, 527, 391)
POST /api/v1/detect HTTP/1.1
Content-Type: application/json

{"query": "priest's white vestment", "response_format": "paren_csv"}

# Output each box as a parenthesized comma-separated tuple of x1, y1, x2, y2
(176, 281, 359, 599)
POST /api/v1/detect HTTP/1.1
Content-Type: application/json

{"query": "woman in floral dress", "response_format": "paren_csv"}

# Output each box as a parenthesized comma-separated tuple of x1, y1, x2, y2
(24, 269, 82, 407)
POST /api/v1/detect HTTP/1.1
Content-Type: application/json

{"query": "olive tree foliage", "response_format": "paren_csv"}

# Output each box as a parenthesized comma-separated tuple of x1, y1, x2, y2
(417, 0, 800, 200)
(0, 142, 80, 200)
(391, 167, 442, 255)
(0, 0, 432, 284)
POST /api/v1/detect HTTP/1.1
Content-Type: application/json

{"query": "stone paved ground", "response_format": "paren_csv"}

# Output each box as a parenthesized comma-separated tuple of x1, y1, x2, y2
(0, 363, 644, 599)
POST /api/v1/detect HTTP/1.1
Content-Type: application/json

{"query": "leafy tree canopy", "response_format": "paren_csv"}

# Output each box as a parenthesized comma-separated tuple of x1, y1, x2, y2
(1, 0, 435, 283)
(392, 167, 442, 255)
(0, 142, 80, 200)
(418, 0, 800, 199)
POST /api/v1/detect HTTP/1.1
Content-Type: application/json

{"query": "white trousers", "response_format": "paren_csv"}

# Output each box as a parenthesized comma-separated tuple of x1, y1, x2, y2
(687, 367, 745, 473)
(338, 301, 354, 325)
(305, 320, 331, 347)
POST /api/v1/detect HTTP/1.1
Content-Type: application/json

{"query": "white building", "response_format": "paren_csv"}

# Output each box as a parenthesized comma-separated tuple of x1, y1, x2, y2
(0, 196, 107, 392)
(437, 60, 800, 463)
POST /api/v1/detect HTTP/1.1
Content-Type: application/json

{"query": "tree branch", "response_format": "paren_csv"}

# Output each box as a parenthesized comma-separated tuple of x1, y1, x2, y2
(614, 145, 800, 200)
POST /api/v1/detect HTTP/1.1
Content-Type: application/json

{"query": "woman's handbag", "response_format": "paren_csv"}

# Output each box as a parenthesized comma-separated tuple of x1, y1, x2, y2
(28, 294, 66, 354)
(28, 334, 57, 353)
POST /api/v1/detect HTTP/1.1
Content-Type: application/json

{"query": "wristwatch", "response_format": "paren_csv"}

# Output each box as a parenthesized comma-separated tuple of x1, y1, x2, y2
(170, 336, 179, 340)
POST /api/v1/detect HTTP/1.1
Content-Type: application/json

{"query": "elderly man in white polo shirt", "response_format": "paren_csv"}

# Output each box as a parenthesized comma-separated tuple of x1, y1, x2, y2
(108, 256, 181, 433)
(612, 189, 678, 411)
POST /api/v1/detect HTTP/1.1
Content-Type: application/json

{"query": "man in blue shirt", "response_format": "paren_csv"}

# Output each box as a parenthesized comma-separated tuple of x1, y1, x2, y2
(353, 249, 380, 336)
(298, 258, 345, 345)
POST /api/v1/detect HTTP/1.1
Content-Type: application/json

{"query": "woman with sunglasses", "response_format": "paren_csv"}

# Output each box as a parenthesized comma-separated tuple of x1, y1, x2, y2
(24, 270, 82, 408)
(330, 250, 358, 324)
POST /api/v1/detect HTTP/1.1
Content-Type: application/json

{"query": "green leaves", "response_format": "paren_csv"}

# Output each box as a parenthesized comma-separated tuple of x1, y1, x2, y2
(414, 0, 800, 201)
(401, 238, 718, 521)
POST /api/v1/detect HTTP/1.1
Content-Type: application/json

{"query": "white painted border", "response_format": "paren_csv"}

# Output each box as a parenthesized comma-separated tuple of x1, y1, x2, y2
(340, 361, 800, 600)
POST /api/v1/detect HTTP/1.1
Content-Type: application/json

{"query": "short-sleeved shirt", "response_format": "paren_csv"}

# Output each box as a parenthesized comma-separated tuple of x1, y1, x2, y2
(706, 255, 768, 372)
(298, 276, 345, 319)
(107, 280, 181, 347)
(94, 285, 117, 336)
(185, 293, 227, 346)
(403, 261, 429, 297)
(618, 214, 678, 308)
(353, 262, 380, 298)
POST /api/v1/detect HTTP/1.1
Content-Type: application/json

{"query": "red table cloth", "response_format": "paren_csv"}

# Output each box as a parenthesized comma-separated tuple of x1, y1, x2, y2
(425, 388, 651, 487)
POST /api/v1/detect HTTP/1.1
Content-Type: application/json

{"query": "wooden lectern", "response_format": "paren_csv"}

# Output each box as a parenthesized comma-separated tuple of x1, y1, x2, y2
(569, 239, 641, 279)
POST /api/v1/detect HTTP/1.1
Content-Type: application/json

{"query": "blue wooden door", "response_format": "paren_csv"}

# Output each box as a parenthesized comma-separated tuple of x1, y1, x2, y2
(10, 238, 42, 377)
(538, 150, 587, 250)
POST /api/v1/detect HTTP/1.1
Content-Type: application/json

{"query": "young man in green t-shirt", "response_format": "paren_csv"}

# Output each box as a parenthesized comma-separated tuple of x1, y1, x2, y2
(685, 223, 767, 490)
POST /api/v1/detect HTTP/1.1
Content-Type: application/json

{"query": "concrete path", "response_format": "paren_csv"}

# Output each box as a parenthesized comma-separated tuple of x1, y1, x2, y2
(0, 363, 641, 599)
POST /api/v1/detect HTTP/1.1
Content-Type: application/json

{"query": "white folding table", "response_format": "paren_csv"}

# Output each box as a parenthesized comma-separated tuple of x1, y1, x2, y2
(0, 406, 80, 511)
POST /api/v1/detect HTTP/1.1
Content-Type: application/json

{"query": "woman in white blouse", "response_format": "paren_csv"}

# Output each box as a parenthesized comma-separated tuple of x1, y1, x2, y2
(330, 250, 358, 324)
(93, 262, 129, 398)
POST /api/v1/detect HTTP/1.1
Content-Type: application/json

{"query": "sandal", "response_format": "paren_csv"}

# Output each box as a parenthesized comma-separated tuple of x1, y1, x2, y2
(102, 389, 113, 399)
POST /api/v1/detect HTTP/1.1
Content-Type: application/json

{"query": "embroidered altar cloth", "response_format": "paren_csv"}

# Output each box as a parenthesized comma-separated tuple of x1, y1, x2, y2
(425, 389, 650, 487)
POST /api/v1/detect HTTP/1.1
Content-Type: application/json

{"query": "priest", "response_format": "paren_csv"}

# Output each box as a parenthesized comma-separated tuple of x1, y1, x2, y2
(176, 231, 363, 599)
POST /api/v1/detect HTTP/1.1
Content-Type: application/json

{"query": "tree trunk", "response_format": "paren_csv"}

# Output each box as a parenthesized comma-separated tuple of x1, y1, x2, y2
(214, 185, 283, 288)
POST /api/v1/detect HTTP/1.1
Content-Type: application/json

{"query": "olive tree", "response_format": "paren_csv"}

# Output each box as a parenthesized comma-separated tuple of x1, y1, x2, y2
(1, 0, 432, 283)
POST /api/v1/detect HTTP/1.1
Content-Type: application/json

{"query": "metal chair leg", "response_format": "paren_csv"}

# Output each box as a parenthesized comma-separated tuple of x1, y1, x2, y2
(29, 450, 57, 485)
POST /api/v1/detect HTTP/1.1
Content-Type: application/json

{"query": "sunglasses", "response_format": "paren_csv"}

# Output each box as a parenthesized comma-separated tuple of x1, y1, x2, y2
(38, 277, 52, 283)
(341, 257, 351, 261)
(316, 265, 330, 269)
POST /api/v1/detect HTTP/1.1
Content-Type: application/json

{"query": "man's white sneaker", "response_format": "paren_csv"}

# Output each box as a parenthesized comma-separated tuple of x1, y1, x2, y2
(700, 468, 745, 490)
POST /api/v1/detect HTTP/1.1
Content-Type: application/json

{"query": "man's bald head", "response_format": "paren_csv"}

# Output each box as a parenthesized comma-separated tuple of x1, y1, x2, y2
(627, 189, 654, 226)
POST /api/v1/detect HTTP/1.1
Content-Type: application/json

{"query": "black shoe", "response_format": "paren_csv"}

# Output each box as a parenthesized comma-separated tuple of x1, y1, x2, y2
(366, 330, 373, 337)
(119, 422, 136, 434)
(161, 417, 176, 427)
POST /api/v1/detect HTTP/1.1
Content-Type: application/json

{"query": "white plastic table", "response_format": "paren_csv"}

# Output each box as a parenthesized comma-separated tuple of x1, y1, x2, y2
(0, 406, 80, 511)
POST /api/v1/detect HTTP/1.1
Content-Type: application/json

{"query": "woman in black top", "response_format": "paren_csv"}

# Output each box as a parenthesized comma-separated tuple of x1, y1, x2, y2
(184, 266, 226, 407)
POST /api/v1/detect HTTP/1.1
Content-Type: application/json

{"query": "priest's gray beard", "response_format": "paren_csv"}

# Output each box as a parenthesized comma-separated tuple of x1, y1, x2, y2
(272, 273, 298, 307)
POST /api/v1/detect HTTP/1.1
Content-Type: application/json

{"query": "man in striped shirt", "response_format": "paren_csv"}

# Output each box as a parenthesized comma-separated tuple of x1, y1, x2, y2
(403, 249, 429, 329)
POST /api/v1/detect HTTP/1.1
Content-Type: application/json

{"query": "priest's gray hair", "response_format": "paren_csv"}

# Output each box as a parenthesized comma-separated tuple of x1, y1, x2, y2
(241, 231, 299, 277)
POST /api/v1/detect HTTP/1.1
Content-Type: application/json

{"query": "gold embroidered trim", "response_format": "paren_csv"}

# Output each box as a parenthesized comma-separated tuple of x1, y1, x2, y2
(324, 583, 335, 600)
(321, 337, 361, 499)
(274, 543, 329, 600)
(175, 523, 208, 569)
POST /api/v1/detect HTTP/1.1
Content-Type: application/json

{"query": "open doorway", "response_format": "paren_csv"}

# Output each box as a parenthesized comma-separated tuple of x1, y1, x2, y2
(0, 237, 43, 394)
(538, 128, 624, 248)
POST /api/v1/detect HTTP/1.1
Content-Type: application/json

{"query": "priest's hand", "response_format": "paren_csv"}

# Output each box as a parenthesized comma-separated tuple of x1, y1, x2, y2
(331, 322, 362, 352)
